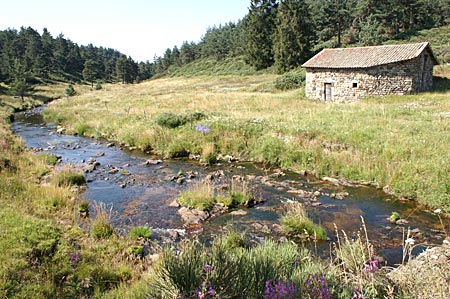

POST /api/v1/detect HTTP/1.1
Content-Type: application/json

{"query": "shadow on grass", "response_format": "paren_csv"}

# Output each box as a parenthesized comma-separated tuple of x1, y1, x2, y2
(431, 76, 450, 93)
(0, 85, 8, 95)
(31, 94, 54, 104)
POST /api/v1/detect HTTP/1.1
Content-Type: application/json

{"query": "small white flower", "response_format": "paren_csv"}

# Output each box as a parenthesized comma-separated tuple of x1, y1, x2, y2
(443, 239, 450, 245)
(405, 238, 415, 245)
(433, 209, 442, 214)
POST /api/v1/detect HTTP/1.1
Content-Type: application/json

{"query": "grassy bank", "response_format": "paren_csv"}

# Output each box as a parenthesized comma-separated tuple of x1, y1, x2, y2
(44, 67, 450, 212)
(0, 94, 151, 298)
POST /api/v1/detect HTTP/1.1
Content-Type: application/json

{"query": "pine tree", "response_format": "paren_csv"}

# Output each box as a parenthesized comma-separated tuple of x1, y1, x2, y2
(82, 59, 101, 87)
(274, 0, 314, 73)
(180, 41, 199, 65)
(244, 0, 278, 70)
(9, 59, 33, 102)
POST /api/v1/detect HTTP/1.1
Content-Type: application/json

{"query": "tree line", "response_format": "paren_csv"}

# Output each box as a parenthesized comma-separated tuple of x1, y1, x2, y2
(0, 27, 153, 87)
(1, 0, 448, 90)
(151, 0, 449, 75)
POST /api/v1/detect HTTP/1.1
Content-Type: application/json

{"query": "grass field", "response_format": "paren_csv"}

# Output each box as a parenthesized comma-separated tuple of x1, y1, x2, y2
(44, 66, 450, 212)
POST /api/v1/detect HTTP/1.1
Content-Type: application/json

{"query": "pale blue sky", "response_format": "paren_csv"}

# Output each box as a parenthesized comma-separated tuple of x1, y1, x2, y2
(0, 0, 249, 62)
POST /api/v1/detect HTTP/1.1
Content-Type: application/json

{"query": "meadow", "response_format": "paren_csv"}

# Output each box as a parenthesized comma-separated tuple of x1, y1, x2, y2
(44, 65, 450, 213)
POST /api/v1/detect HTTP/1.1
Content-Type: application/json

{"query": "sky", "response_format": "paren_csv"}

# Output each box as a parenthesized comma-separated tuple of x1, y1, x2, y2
(0, 0, 250, 62)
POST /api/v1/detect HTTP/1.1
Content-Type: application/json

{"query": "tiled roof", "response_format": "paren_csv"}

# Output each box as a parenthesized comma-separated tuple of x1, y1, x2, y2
(302, 42, 438, 69)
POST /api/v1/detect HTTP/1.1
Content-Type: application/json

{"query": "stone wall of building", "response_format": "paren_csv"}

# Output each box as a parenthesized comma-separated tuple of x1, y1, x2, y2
(304, 52, 434, 102)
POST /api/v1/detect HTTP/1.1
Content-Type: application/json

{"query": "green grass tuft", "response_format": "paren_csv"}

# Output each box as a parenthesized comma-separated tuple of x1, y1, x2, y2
(54, 169, 86, 186)
(128, 226, 152, 239)
(280, 202, 327, 240)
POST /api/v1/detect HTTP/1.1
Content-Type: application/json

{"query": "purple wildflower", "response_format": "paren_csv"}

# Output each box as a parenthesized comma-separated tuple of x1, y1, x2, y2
(194, 125, 211, 134)
(304, 274, 333, 299)
(263, 280, 297, 299)
(69, 251, 82, 267)
(352, 288, 365, 299)
(364, 259, 379, 272)
(203, 264, 212, 272)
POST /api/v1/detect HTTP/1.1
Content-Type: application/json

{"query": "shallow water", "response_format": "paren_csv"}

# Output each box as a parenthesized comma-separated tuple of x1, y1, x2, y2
(12, 109, 445, 263)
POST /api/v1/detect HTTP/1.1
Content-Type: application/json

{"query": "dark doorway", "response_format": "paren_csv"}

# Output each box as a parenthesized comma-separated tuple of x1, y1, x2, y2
(324, 83, 332, 100)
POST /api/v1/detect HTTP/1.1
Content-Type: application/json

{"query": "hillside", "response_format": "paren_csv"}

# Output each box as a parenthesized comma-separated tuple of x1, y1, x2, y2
(385, 24, 450, 63)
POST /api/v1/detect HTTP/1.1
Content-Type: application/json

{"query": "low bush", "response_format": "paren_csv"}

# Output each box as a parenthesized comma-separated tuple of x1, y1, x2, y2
(0, 155, 12, 172)
(274, 69, 306, 90)
(65, 84, 76, 97)
(155, 112, 187, 128)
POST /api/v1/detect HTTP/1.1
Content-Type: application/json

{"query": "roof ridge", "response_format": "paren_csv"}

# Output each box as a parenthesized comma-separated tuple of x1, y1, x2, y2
(302, 42, 438, 69)
(326, 42, 429, 51)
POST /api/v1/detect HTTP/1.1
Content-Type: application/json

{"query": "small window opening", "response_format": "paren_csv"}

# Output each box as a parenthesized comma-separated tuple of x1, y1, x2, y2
(352, 82, 358, 88)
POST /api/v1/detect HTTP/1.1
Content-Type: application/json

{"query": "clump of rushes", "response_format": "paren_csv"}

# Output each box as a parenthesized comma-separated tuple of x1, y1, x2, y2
(54, 169, 86, 186)
(229, 179, 253, 207)
(280, 202, 327, 240)
(91, 202, 114, 239)
(201, 142, 217, 165)
(390, 211, 401, 223)
(126, 245, 144, 258)
(177, 181, 216, 211)
(128, 226, 152, 239)
(78, 199, 90, 217)
(222, 230, 245, 250)
(38, 152, 59, 166)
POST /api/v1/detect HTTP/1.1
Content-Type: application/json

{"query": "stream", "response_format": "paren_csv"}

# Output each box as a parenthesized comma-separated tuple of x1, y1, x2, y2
(12, 108, 445, 264)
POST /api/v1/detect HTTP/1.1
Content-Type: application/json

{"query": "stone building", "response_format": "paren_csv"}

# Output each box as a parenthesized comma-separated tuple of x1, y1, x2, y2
(302, 42, 438, 102)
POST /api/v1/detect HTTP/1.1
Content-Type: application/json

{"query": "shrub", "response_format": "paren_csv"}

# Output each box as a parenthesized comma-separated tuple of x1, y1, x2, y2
(94, 81, 102, 90)
(274, 69, 306, 90)
(0, 155, 12, 172)
(128, 226, 152, 239)
(280, 202, 327, 240)
(155, 112, 187, 128)
(65, 84, 76, 97)
(55, 169, 86, 186)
